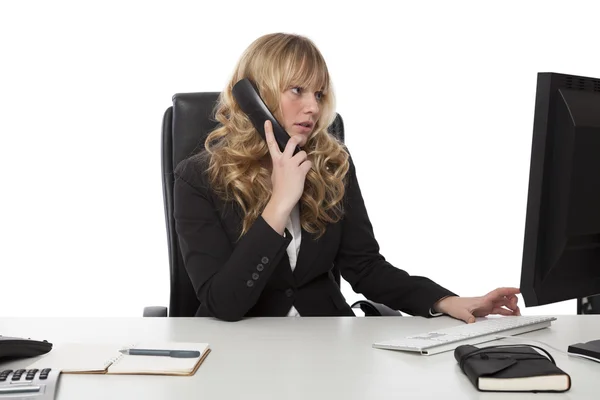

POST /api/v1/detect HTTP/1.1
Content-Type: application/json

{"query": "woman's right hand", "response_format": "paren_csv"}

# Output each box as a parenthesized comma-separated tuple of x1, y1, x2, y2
(261, 120, 312, 234)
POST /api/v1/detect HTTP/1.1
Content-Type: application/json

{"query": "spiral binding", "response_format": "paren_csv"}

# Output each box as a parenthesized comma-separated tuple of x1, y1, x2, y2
(108, 343, 137, 367)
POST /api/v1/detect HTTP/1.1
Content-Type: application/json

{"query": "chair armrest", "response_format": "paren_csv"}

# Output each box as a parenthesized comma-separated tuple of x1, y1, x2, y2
(351, 300, 402, 317)
(143, 306, 168, 317)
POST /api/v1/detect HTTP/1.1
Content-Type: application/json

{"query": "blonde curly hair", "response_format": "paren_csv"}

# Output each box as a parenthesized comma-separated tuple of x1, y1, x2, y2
(204, 33, 350, 238)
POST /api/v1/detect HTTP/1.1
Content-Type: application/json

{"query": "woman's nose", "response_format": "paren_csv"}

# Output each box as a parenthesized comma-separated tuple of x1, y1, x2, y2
(303, 95, 319, 113)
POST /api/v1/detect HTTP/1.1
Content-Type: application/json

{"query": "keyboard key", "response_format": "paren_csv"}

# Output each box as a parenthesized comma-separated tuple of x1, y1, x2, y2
(25, 369, 38, 380)
(0, 371, 10, 382)
(11, 369, 25, 380)
(39, 368, 51, 380)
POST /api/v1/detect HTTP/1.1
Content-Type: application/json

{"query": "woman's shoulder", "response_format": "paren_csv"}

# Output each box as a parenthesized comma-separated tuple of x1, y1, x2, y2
(340, 147, 357, 179)
(174, 150, 211, 190)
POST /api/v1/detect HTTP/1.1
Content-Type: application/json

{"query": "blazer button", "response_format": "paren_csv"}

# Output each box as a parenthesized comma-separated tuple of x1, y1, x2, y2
(252, 273, 259, 280)
(285, 289, 294, 298)
(256, 264, 264, 271)
(261, 256, 269, 264)
(246, 280, 254, 288)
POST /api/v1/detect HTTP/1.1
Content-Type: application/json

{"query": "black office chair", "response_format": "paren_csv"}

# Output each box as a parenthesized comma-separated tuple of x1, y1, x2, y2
(143, 92, 401, 318)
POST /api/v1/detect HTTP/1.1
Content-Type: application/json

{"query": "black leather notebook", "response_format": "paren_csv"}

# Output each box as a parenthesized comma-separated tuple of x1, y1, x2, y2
(454, 344, 571, 392)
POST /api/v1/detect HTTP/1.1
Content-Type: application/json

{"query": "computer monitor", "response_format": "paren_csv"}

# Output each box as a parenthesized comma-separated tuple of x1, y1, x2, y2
(520, 72, 600, 312)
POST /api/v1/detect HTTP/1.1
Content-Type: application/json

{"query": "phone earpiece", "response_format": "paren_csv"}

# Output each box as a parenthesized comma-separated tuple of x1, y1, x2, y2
(232, 78, 300, 155)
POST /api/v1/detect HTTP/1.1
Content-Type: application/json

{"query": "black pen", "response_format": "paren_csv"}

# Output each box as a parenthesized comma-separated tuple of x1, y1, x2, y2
(119, 348, 200, 358)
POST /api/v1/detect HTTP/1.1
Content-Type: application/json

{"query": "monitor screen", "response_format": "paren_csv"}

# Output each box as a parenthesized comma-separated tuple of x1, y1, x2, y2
(520, 72, 600, 309)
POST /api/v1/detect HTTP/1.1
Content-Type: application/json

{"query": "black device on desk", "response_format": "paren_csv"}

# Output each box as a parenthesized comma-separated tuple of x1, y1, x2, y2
(0, 336, 52, 362)
(519, 72, 600, 359)
(0, 335, 59, 400)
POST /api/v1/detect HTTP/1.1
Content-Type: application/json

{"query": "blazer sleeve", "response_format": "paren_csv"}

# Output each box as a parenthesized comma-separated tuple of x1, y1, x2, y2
(335, 157, 457, 317)
(173, 158, 292, 321)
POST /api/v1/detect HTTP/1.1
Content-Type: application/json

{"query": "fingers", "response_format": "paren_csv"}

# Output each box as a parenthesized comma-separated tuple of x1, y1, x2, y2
(505, 295, 519, 312)
(292, 149, 308, 166)
(493, 295, 517, 309)
(491, 307, 516, 316)
(490, 304, 521, 316)
(264, 121, 281, 157)
(290, 149, 311, 173)
(283, 134, 303, 159)
(454, 309, 476, 324)
(490, 292, 520, 314)
(488, 287, 521, 299)
(264, 120, 302, 159)
(299, 159, 313, 175)
(264, 120, 310, 174)
(505, 294, 519, 304)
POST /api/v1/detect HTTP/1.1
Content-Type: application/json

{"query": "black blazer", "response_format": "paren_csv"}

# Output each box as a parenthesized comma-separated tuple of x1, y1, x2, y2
(173, 152, 456, 321)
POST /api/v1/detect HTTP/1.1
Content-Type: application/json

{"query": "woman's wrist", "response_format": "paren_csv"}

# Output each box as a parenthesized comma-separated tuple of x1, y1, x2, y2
(261, 199, 292, 236)
(432, 295, 457, 314)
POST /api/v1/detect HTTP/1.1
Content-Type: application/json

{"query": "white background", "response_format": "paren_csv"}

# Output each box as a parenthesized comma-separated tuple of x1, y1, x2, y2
(1, 0, 597, 317)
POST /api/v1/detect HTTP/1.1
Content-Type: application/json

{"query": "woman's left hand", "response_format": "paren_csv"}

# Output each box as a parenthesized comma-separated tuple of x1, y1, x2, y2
(433, 287, 521, 323)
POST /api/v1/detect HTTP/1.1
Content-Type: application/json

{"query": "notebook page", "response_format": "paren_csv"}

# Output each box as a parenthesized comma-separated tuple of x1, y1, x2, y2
(25, 342, 126, 373)
(107, 342, 210, 375)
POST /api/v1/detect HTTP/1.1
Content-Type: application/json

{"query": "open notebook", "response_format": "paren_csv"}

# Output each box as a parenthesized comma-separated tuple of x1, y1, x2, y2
(25, 342, 210, 376)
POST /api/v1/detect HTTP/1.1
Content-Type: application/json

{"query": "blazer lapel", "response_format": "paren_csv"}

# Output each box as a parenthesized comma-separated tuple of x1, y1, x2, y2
(275, 253, 295, 287)
(292, 228, 321, 285)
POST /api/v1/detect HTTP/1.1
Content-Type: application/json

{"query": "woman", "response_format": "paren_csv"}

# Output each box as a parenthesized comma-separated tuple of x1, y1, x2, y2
(173, 32, 521, 322)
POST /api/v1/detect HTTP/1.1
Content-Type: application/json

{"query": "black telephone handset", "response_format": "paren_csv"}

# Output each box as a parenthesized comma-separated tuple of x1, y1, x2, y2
(0, 335, 52, 362)
(232, 78, 301, 154)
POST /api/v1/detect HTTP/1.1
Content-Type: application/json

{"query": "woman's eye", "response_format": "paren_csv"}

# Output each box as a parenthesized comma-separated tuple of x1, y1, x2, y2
(315, 91, 324, 101)
(291, 87, 303, 94)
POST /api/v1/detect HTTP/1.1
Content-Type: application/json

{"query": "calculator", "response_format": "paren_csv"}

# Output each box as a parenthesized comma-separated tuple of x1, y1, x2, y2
(0, 368, 60, 399)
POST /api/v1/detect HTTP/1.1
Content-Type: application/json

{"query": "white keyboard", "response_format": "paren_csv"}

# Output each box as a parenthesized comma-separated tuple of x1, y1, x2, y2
(373, 315, 556, 355)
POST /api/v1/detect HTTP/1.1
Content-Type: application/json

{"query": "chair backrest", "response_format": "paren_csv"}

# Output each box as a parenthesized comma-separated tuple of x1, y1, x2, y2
(162, 92, 345, 317)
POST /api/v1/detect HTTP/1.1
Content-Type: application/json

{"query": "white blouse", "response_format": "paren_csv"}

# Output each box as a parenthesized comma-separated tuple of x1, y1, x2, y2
(285, 204, 302, 317)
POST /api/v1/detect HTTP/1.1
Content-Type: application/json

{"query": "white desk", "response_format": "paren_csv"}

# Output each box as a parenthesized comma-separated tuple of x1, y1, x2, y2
(1, 316, 598, 399)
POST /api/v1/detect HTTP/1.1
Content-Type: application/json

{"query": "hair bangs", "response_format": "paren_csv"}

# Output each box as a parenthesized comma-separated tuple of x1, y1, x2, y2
(280, 40, 330, 94)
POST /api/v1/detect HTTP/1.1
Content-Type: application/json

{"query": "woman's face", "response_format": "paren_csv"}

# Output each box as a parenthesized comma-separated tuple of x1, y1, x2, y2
(279, 85, 323, 148)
